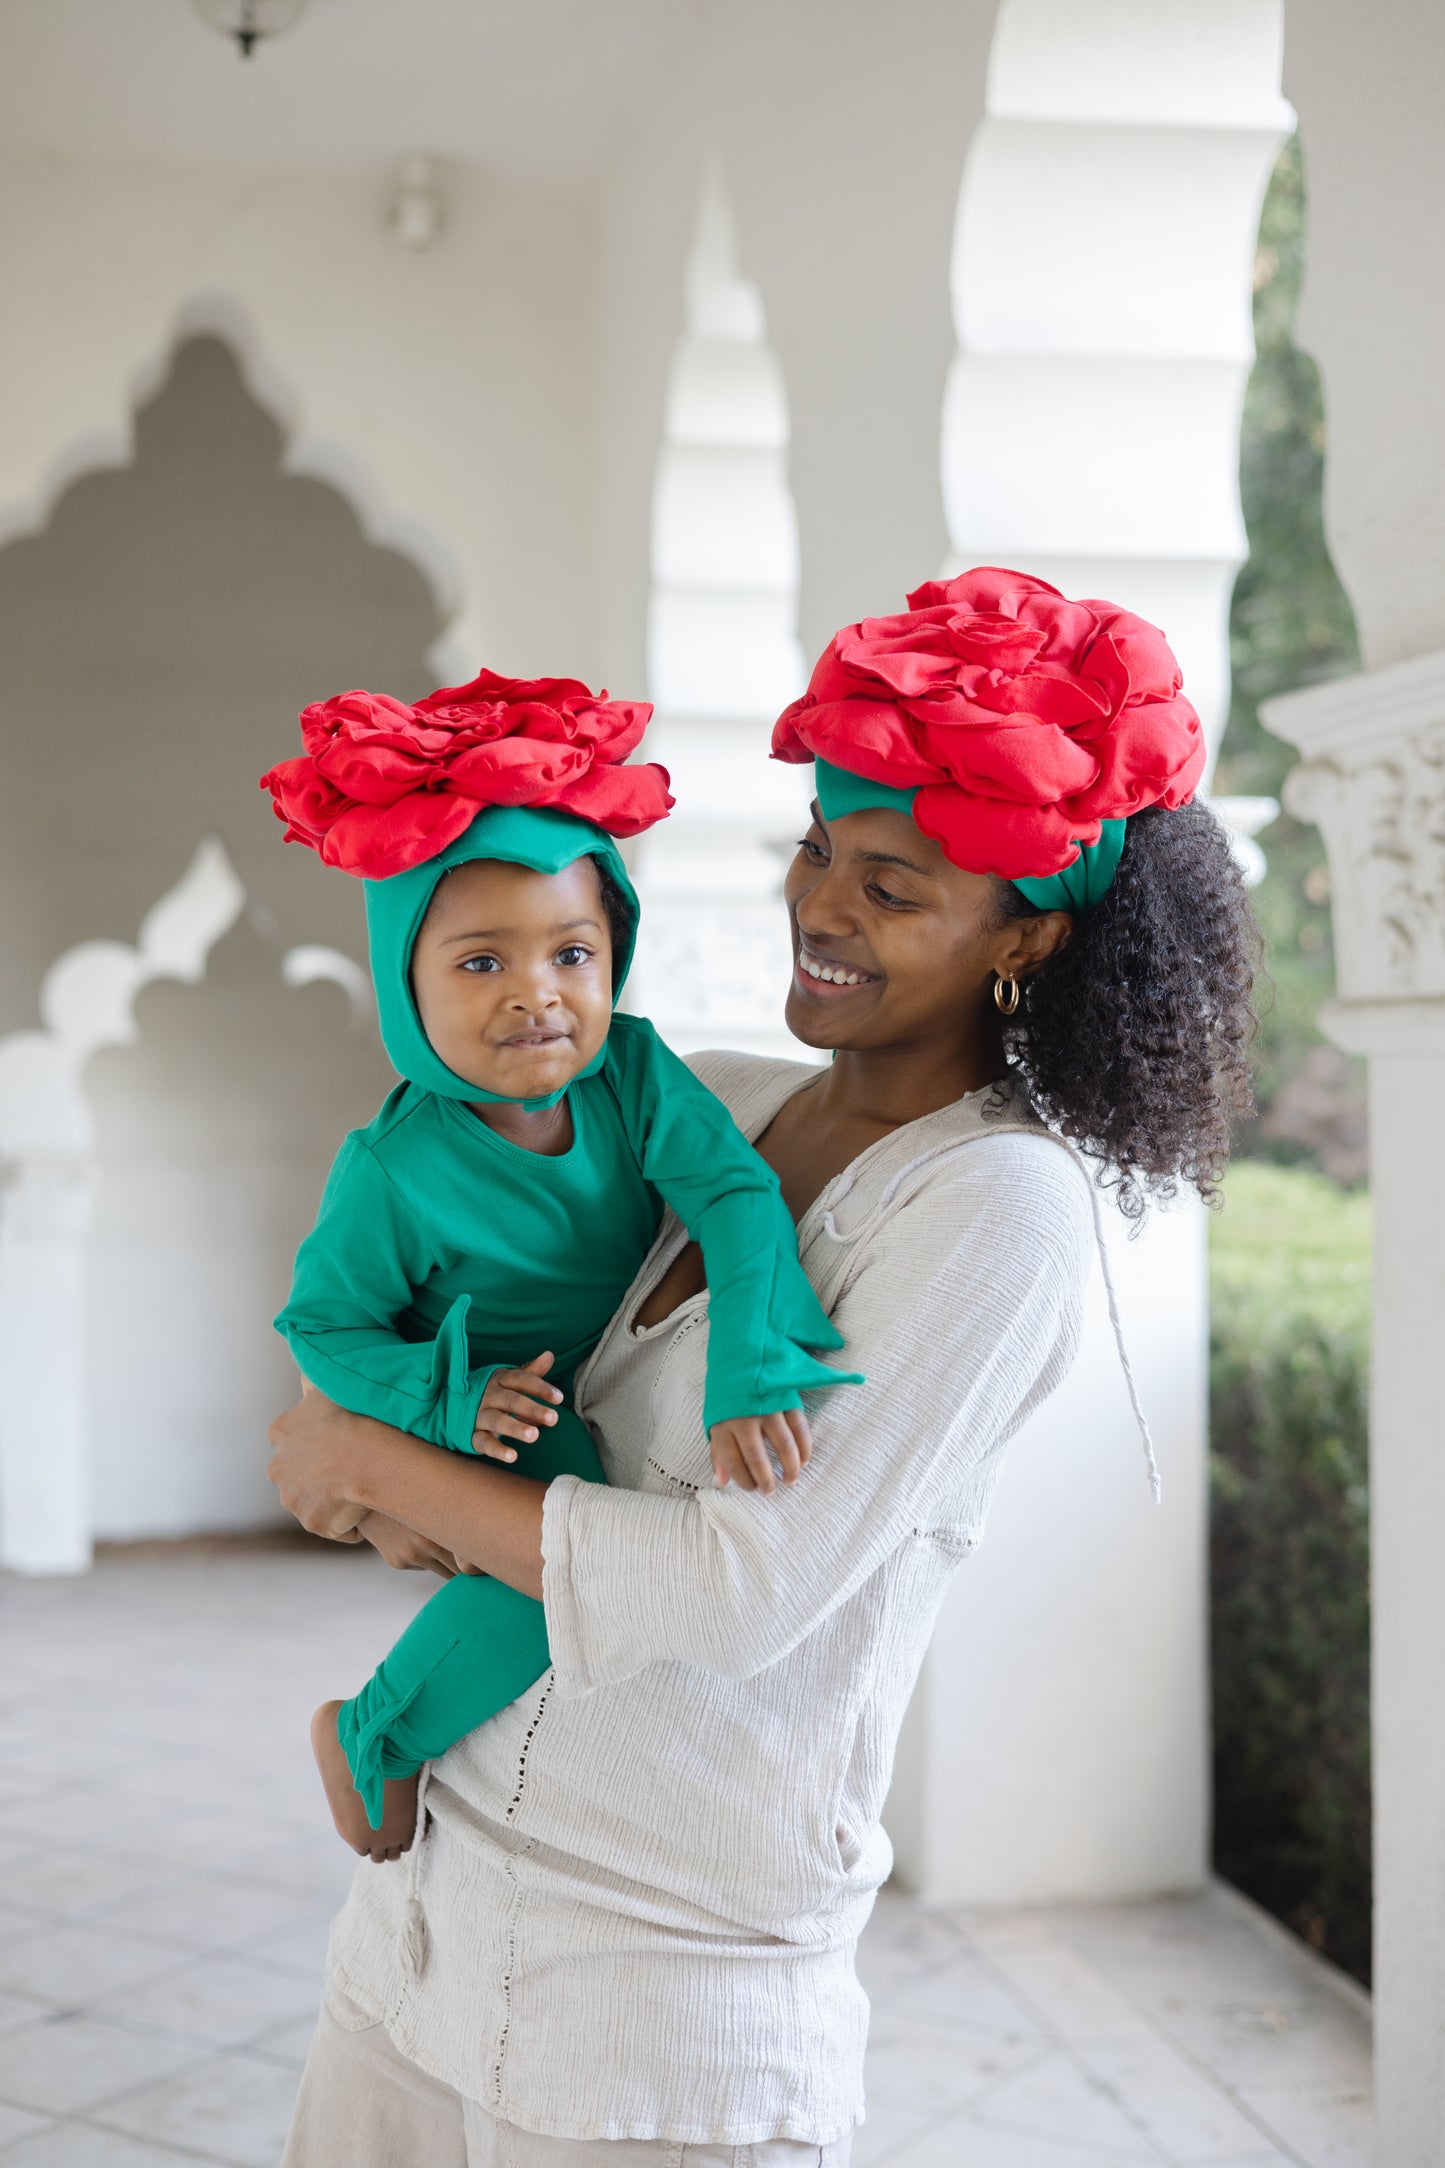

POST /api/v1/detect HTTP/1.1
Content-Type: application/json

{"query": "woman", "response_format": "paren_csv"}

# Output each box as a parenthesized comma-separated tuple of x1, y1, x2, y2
(269, 570, 1257, 2167)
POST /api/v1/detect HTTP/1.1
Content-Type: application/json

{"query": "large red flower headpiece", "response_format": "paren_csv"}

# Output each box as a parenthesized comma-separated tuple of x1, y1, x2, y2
(261, 669, 671, 880)
(771, 567, 1205, 879)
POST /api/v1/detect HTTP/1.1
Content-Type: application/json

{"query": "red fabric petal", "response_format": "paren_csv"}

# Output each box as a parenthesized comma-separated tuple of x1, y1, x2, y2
(1069, 694, 1205, 820)
(913, 784, 1094, 881)
(797, 702, 941, 789)
(906, 567, 1066, 615)
(299, 690, 419, 759)
(550, 762, 674, 836)
(447, 737, 592, 799)
(415, 669, 596, 717)
(913, 714, 1099, 804)
(320, 790, 481, 880)
(259, 757, 352, 849)
(770, 699, 815, 763)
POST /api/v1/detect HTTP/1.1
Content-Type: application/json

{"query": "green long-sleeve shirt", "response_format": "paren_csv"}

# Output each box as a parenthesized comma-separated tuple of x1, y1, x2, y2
(277, 1013, 859, 1452)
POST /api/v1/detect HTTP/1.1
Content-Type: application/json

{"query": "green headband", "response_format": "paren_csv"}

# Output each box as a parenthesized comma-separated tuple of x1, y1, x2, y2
(812, 756, 1126, 912)
(363, 804, 640, 1111)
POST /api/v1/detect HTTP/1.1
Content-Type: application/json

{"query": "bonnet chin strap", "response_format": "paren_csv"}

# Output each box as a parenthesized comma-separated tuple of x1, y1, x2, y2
(811, 756, 1126, 912)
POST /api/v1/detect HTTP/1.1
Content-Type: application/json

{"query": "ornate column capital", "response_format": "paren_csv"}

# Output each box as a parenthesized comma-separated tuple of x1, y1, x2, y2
(1262, 650, 1445, 1053)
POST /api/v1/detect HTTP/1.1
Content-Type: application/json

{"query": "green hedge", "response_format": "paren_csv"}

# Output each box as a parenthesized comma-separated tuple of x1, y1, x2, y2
(1209, 1162, 1372, 1983)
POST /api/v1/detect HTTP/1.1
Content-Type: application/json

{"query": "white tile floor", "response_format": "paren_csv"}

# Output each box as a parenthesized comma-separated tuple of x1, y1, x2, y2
(0, 1539, 1371, 2166)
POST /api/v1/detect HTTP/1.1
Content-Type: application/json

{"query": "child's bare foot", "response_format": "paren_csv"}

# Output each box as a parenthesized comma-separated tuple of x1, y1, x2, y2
(311, 1700, 420, 1864)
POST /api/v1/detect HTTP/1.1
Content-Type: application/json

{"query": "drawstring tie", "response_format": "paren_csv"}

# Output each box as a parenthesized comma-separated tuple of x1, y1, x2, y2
(400, 1760, 433, 1980)
(818, 1117, 1162, 1501)
(1083, 1175, 1162, 1502)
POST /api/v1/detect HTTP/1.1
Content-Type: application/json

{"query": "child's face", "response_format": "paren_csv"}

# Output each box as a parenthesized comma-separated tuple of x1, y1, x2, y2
(410, 856, 615, 1101)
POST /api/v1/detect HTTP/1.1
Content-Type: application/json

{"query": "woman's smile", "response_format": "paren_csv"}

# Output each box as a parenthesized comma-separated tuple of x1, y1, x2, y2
(793, 941, 881, 995)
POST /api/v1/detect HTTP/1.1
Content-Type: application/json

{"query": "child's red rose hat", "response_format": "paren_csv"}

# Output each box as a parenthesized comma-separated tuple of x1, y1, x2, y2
(261, 669, 671, 880)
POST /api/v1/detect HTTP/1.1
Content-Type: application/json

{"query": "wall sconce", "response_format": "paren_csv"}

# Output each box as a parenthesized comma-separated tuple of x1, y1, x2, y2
(389, 156, 448, 253)
(192, 0, 306, 60)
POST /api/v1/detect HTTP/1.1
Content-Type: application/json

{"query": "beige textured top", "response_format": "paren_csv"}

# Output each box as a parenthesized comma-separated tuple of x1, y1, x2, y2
(326, 1052, 1095, 2146)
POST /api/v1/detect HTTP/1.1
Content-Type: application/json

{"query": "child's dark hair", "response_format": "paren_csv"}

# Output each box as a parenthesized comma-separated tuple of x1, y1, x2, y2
(992, 799, 1259, 1219)
(591, 854, 634, 989)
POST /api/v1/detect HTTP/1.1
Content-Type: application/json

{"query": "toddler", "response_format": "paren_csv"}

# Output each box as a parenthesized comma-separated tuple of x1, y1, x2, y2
(262, 670, 860, 1859)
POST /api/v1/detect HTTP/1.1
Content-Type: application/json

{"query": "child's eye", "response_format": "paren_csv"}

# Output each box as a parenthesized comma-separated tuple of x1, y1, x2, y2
(556, 944, 593, 968)
(459, 955, 501, 973)
(797, 836, 829, 864)
(867, 881, 911, 910)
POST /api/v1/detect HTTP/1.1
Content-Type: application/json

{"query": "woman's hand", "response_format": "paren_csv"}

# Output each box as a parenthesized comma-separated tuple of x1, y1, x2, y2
(354, 1509, 480, 1578)
(269, 1388, 548, 1603)
(267, 1389, 383, 1540)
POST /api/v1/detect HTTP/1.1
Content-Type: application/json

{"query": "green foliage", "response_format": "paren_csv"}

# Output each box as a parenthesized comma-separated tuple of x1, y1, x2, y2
(1217, 136, 1364, 1137)
(1209, 1163, 1371, 1982)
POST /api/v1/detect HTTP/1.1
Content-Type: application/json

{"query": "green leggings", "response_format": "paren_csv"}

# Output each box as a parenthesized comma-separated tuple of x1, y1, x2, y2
(336, 1405, 606, 1826)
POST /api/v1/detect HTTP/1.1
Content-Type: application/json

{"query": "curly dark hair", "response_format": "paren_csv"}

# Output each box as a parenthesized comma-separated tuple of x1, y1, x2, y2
(992, 799, 1259, 1219)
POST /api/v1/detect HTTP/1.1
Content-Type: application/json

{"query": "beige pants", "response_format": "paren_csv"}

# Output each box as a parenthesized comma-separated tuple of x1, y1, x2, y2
(281, 1991, 854, 2168)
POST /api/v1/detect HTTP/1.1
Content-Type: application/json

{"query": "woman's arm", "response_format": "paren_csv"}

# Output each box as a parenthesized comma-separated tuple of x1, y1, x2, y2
(543, 1139, 1093, 1696)
(268, 1138, 1092, 1679)
(267, 1394, 547, 1600)
(353, 1509, 476, 1579)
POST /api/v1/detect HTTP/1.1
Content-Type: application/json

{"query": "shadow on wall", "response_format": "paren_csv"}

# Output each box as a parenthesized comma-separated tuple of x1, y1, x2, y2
(85, 922, 394, 1540)
(0, 335, 444, 1542)
(0, 334, 443, 1025)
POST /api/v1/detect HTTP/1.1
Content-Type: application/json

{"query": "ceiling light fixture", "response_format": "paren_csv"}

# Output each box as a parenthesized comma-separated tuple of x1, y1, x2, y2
(389, 157, 448, 253)
(192, 0, 306, 61)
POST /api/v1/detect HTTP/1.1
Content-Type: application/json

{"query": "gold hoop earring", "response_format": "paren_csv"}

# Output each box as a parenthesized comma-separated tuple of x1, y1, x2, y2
(993, 973, 1020, 1017)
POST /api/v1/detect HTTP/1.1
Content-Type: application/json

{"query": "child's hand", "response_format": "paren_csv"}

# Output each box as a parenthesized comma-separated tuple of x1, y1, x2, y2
(709, 1409, 812, 1496)
(473, 1351, 563, 1463)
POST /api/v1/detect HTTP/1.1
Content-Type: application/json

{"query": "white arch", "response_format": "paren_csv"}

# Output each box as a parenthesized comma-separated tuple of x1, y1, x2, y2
(630, 171, 810, 1059)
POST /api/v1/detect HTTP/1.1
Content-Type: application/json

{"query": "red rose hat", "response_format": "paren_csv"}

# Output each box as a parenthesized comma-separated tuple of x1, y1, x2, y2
(771, 567, 1205, 887)
(261, 668, 672, 881)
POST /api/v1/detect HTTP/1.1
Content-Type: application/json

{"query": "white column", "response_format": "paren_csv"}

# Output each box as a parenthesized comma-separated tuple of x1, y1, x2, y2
(629, 175, 811, 1060)
(944, 0, 1291, 740)
(0, 841, 243, 1574)
(0, 1151, 93, 1575)
(1264, 655, 1445, 2162)
(889, 0, 1290, 1906)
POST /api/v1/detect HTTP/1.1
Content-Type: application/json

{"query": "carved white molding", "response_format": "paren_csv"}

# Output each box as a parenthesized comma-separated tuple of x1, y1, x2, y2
(0, 838, 245, 1575)
(1263, 652, 1445, 1018)
(0, 838, 246, 1159)
(282, 944, 374, 1025)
